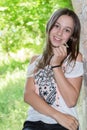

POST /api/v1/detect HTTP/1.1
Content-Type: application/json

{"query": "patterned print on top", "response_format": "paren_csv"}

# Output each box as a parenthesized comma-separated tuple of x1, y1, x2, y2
(34, 65, 59, 106)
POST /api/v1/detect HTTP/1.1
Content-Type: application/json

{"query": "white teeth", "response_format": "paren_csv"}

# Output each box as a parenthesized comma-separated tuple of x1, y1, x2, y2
(54, 36, 61, 41)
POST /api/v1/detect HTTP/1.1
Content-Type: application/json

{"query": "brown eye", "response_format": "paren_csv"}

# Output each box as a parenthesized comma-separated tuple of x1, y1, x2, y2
(64, 28, 72, 33)
(65, 29, 71, 32)
(54, 24, 60, 28)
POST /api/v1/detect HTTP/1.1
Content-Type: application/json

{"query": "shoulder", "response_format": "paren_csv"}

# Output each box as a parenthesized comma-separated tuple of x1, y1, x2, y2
(26, 55, 40, 78)
(65, 52, 84, 78)
(76, 52, 83, 62)
(30, 55, 40, 64)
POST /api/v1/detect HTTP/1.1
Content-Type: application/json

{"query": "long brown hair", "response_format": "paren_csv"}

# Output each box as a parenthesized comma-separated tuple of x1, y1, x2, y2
(37, 8, 81, 69)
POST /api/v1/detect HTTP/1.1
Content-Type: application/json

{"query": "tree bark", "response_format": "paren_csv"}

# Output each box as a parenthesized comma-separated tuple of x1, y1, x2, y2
(71, 1, 87, 130)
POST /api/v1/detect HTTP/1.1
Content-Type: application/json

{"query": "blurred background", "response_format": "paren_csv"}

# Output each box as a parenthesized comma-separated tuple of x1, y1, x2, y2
(0, 0, 85, 130)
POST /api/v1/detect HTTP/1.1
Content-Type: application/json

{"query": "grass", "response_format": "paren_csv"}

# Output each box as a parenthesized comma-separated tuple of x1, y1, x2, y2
(0, 46, 39, 130)
(0, 53, 86, 130)
(0, 69, 29, 130)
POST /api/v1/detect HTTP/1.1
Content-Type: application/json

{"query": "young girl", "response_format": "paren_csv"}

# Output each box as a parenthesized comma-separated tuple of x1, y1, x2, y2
(22, 8, 83, 130)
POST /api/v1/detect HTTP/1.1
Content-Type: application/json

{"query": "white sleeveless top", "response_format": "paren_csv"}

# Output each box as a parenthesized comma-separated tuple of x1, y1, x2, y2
(26, 55, 84, 124)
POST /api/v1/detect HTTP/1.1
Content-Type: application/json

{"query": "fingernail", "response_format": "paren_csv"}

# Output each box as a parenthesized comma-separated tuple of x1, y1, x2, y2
(63, 43, 69, 48)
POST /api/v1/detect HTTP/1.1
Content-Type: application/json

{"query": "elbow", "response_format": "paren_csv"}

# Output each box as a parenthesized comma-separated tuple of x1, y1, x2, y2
(68, 102, 77, 108)
(66, 93, 79, 108)
(67, 99, 78, 108)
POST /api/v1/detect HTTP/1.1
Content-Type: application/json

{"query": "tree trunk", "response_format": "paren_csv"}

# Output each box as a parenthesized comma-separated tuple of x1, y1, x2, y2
(71, 1, 87, 130)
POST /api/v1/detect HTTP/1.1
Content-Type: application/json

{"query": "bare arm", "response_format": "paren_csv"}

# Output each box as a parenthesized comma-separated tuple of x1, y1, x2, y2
(53, 64, 82, 107)
(50, 45, 83, 107)
(24, 77, 57, 116)
(24, 77, 79, 130)
(24, 56, 58, 117)
(23, 56, 79, 130)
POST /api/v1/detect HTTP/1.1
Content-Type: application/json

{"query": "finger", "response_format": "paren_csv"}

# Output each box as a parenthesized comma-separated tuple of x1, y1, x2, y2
(58, 46, 67, 56)
(52, 46, 67, 58)
(69, 120, 79, 130)
(74, 120, 79, 129)
(56, 48, 64, 56)
(52, 48, 61, 56)
(68, 123, 76, 130)
(63, 43, 69, 48)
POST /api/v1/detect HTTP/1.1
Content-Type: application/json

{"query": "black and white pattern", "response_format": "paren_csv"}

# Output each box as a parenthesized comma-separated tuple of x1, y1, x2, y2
(34, 65, 57, 105)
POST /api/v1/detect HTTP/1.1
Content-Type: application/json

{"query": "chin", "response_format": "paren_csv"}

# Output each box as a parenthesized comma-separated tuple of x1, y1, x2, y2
(51, 43, 60, 48)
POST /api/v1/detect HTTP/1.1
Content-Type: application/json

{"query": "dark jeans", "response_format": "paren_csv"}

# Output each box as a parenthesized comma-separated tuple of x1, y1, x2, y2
(22, 121, 69, 130)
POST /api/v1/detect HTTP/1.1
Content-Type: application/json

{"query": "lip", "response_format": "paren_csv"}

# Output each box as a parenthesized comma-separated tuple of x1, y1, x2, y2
(54, 36, 62, 41)
(52, 36, 62, 45)
(51, 36, 62, 47)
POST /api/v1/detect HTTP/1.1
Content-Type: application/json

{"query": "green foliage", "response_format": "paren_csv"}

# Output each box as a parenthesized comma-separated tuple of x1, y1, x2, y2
(0, 0, 73, 55)
(0, 58, 28, 76)
(0, 1, 73, 130)
(0, 71, 28, 130)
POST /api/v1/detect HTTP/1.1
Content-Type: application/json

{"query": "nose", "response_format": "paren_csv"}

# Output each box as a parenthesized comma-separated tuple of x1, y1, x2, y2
(57, 28, 63, 36)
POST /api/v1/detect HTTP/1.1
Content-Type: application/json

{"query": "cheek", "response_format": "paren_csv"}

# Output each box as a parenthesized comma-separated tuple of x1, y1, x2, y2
(50, 28, 55, 35)
(49, 31, 53, 39)
(64, 34, 71, 41)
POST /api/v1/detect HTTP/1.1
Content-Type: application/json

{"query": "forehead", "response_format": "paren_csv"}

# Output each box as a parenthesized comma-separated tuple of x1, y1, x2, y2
(56, 15, 74, 28)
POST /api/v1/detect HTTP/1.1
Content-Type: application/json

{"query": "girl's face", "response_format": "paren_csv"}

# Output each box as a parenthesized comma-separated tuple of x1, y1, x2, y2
(49, 15, 74, 47)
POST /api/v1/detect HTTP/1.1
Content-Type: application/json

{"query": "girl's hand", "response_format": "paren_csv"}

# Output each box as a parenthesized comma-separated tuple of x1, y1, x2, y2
(54, 112, 79, 130)
(50, 44, 67, 66)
